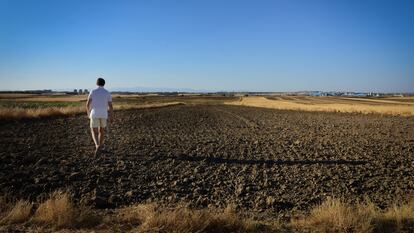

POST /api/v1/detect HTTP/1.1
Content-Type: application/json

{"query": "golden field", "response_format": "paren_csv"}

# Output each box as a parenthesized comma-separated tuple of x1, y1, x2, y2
(1, 93, 414, 119)
(0, 93, 414, 119)
(226, 96, 414, 116)
(0, 102, 184, 120)
(0, 93, 193, 119)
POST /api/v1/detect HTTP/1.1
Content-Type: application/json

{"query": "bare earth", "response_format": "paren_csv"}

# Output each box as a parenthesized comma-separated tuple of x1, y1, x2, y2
(1, 104, 414, 220)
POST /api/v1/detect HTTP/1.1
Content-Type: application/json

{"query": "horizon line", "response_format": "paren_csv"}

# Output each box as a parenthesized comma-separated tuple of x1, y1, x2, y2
(0, 89, 412, 94)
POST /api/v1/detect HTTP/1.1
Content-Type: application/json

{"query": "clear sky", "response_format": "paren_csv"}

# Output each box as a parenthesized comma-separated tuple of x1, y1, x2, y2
(0, 0, 413, 92)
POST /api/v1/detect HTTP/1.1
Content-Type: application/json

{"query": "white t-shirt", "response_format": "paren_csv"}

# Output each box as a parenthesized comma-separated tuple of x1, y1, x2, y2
(88, 86, 112, 119)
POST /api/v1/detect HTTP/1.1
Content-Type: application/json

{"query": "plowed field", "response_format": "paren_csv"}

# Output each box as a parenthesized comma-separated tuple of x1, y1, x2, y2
(1, 105, 413, 218)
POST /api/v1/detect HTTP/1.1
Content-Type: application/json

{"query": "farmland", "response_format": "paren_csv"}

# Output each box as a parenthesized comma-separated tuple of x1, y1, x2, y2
(229, 96, 414, 116)
(0, 94, 414, 232)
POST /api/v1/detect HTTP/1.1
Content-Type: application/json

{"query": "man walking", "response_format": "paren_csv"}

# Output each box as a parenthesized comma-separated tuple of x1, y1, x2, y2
(86, 78, 113, 154)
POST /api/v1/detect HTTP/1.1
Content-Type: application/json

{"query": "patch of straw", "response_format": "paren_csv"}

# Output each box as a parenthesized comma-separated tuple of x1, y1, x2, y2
(1, 200, 33, 224)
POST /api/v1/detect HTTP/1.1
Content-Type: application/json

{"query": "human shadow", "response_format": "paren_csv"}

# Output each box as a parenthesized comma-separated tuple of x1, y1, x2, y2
(152, 155, 368, 166)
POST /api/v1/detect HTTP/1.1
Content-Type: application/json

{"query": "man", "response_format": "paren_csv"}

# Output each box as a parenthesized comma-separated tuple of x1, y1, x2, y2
(86, 78, 113, 154)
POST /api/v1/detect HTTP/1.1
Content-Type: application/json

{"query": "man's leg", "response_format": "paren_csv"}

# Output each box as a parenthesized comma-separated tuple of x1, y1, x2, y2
(98, 127, 105, 148)
(98, 118, 107, 149)
(90, 117, 100, 151)
(91, 127, 99, 149)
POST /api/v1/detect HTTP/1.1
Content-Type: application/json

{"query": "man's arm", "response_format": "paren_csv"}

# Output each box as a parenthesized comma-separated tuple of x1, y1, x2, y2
(108, 101, 113, 122)
(86, 98, 91, 118)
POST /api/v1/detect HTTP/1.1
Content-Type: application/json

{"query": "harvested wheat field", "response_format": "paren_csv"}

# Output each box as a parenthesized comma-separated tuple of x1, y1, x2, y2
(229, 96, 414, 116)
(1, 103, 414, 232)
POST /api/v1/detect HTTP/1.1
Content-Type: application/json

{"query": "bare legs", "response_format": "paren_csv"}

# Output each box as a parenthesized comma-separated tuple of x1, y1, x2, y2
(99, 127, 105, 147)
(91, 127, 99, 149)
(91, 127, 105, 155)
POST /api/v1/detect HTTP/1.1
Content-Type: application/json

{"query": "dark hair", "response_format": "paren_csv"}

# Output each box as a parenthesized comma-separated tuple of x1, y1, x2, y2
(97, 78, 105, 86)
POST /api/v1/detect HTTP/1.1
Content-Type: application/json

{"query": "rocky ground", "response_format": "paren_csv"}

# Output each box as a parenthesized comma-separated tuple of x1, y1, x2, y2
(1, 105, 413, 219)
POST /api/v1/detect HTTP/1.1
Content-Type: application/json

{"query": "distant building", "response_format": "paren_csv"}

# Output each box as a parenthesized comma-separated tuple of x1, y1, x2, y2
(354, 93, 368, 97)
(310, 91, 322, 97)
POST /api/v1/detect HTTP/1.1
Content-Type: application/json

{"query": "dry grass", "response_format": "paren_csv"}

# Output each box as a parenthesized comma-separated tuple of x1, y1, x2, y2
(133, 204, 258, 233)
(111, 203, 262, 233)
(292, 197, 376, 233)
(227, 96, 414, 116)
(0, 102, 183, 120)
(0, 93, 38, 99)
(33, 191, 100, 229)
(0, 192, 260, 232)
(336, 97, 414, 105)
(33, 191, 76, 227)
(0, 106, 85, 119)
(0, 200, 33, 224)
(13, 95, 88, 102)
(292, 197, 414, 233)
(373, 198, 414, 233)
(1, 193, 414, 232)
(0, 93, 88, 101)
(116, 203, 157, 225)
(0, 94, 238, 120)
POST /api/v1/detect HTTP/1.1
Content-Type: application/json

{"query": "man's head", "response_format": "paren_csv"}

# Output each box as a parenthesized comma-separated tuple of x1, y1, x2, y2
(96, 78, 105, 87)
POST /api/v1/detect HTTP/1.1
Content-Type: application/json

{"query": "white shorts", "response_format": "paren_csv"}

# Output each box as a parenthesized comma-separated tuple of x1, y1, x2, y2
(90, 118, 107, 128)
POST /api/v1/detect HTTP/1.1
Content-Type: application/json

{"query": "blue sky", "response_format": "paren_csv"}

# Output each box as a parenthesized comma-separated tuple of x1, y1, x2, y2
(0, 0, 413, 92)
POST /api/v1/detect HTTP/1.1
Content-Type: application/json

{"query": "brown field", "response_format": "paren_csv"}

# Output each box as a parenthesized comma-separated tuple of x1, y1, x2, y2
(1, 93, 414, 119)
(0, 102, 185, 120)
(1, 94, 414, 232)
(0, 94, 236, 119)
(0, 94, 87, 102)
(227, 96, 414, 116)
